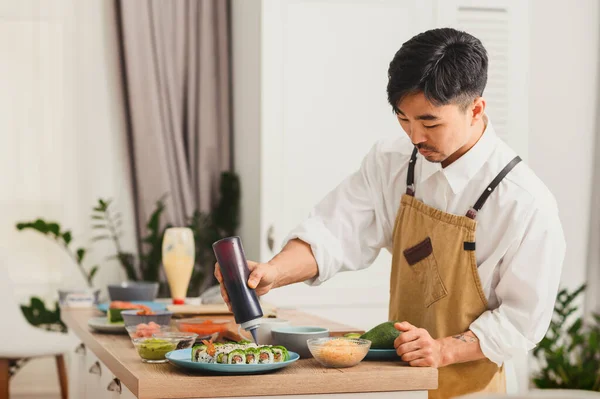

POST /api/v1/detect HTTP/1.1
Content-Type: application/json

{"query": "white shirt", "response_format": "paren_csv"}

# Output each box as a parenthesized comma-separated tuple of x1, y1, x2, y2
(283, 119, 566, 366)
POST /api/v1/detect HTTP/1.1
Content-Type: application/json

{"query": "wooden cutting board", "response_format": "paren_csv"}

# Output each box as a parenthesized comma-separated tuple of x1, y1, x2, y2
(167, 302, 277, 318)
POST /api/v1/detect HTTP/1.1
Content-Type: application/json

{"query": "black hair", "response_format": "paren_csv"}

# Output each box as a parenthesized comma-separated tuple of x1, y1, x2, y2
(387, 27, 488, 113)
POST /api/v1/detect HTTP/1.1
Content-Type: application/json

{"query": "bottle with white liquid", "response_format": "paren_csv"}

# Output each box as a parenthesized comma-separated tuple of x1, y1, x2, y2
(162, 227, 195, 305)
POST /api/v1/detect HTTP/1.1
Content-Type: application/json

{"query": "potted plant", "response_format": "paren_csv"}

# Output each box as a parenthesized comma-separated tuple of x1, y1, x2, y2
(15, 171, 240, 322)
(532, 284, 600, 392)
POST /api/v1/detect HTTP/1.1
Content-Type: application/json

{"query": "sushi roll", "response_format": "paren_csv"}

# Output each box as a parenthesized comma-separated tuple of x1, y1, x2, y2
(245, 347, 259, 364)
(257, 347, 274, 364)
(215, 347, 233, 364)
(195, 340, 218, 363)
(228, 349, 246, 364)
(196, 350, 215, 363)
(271, 346, 289, 363)
(191, 344, 207, 362)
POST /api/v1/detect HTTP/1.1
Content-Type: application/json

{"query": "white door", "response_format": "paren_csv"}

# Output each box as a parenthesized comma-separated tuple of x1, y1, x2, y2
(257, 0, 435, 323)
(434, 0, 529, 160)
(434, 1, 530, 393)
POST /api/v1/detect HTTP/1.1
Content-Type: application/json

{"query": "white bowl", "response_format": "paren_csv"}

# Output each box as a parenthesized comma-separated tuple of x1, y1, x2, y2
(256, 318, 291, 345)
(271, 326, 329, 358)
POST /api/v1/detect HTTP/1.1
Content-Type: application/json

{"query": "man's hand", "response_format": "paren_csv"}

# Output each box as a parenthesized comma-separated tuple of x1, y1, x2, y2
(214, 261, 279, 311)
(394, 321, 445, 367)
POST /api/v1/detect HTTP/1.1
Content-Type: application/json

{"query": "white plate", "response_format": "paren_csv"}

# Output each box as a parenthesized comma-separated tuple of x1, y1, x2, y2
(87, 317, 127, 334)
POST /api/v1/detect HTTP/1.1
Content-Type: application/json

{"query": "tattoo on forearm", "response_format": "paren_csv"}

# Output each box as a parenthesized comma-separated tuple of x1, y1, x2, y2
(452, 333, 478, 343)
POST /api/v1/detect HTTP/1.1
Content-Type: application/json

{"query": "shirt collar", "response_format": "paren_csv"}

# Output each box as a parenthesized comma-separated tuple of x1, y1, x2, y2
(418, 116, 498, 194)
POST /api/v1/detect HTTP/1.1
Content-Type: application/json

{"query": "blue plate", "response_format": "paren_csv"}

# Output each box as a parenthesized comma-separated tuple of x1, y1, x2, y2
(365, 348, 402, 361)
(165, 348, 300, 374)
(96, 301, 167, 313)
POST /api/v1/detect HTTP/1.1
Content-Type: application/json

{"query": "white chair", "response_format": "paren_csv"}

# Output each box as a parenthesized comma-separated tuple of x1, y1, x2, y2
(0, 260, 73, 398)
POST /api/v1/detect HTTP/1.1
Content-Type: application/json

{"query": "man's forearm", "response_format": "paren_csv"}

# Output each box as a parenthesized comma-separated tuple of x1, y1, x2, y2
(438, 330, 487, 367)
(269, 239, 319, 288)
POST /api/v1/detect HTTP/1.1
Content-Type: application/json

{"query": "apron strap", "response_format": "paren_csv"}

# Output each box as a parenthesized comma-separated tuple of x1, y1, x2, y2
(466, 156, 522, 219)
(406, 147, 418, 196)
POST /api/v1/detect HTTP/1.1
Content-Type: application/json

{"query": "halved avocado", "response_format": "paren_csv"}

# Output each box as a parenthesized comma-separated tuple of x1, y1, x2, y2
(343, 333, 363, 339)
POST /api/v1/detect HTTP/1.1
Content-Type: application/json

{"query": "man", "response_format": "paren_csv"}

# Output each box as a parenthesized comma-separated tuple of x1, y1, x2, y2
(215, 28, 565, 398)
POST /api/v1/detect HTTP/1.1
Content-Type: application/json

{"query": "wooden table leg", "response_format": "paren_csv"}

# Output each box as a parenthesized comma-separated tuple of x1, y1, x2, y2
(0, 359, 9, 399)
(55, 354, 68, 399)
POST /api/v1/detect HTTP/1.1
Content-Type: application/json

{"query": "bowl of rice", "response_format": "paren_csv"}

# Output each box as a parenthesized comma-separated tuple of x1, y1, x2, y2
(307, 337, 371, 368)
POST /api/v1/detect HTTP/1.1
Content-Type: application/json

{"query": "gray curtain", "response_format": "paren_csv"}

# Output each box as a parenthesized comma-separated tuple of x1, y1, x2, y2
(115, 0, 232, 292)
(115, 0, 231, 232)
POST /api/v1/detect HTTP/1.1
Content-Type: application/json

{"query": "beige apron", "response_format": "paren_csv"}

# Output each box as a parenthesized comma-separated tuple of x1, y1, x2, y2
(389, 147, 521, 399)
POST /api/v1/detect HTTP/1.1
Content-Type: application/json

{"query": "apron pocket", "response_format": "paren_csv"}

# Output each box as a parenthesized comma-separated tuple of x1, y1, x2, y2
(403, 237, 448, 308)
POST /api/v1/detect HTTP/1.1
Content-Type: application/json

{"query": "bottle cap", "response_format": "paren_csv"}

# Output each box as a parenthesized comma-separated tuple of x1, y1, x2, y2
(241, 318, 262, 344)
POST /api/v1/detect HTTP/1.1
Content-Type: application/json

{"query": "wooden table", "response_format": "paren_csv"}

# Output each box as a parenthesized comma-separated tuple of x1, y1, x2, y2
(62, 308, 437, 399)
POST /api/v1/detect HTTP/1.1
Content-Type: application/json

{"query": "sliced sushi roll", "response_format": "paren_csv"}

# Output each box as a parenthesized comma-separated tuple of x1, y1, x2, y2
(196, 340, 218, 363)
(228, 349, 246, 364)
(271, 346, 289, 362)
(257, 347, 274, 364)
(191, 344, 207, 362)
(244, 347, 259, 364)
(196, 350, 216, 363)
(215, 347, 234, 364)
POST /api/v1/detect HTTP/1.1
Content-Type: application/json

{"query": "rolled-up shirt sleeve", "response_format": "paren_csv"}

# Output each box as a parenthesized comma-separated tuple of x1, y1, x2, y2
(281, 143, 391, 286)
(470, 204, 566, 366)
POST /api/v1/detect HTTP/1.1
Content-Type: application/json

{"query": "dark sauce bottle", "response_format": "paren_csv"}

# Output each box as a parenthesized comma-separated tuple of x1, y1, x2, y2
(212, 236, 263, 343)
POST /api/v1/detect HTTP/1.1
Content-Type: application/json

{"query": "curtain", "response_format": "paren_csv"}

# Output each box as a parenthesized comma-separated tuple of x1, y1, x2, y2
(115, 0, 232, 293)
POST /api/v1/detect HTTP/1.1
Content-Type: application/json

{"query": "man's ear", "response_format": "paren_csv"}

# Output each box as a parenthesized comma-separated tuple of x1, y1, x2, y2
(470, 97, 486, 126)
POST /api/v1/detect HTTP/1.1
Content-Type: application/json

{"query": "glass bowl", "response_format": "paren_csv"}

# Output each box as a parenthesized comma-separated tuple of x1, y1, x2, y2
(174, 318, 231, 336)
(130, 336, 179, 363)
(125, 323, 171, 339)
(128, 331, 198, 364)
(152, 331, 198, 350)
(120, 309, 173, 327)
(307, 337, 371, 368)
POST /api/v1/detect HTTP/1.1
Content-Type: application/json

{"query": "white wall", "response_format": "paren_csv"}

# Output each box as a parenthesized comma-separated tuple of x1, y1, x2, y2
(521, 0, 599, 391)
(0, 0, 136, 305)
(529, 0, 599, 294)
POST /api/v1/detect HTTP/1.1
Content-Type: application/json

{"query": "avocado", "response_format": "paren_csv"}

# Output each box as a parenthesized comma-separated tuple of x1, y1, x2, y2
(343, 333, 362, 339)
(360, 321, 400, 349)
(107, 308, 125, 323)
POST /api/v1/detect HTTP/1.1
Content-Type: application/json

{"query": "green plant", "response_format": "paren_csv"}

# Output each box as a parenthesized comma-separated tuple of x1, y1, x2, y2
(91, 198, 138, 281)
(15, 172, 240, 299)
(187, 171, 240, 295)
(92, 196, 171, 288)
(15, 219, 98, 287)
(139, 196, 172, 284)
(532, 284, 600, 391)
(20, 297, 66, 333)
(97, 171, 240, 296)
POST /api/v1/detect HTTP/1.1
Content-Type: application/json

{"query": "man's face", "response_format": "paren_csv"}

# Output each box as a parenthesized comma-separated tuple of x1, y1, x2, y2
(396, 92, 480, 166)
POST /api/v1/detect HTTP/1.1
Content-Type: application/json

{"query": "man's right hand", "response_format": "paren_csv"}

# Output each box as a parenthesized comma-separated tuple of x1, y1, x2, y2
(214, 261, 279, 311)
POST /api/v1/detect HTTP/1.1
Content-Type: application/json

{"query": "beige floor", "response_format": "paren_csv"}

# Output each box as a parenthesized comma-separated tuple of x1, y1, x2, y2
(9, 357, 60, 399)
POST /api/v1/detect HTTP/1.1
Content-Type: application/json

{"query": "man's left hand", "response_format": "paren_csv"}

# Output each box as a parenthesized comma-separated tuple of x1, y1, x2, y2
(394, 321, 444, 367)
